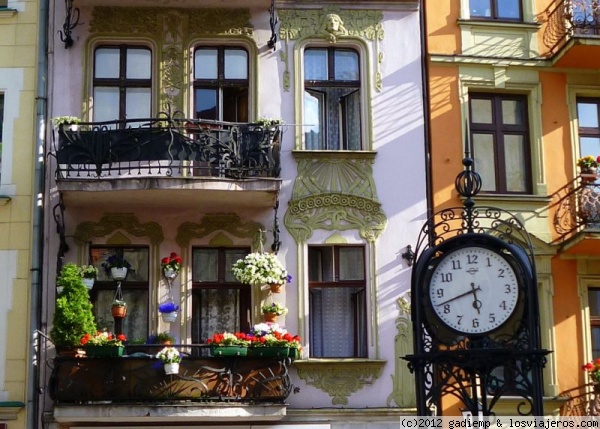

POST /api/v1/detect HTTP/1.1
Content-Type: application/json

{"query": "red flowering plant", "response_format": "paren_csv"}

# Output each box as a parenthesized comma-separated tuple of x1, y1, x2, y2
(207, 332, 251, 347)
(248, 323, 301, 349)
(80, 330, 127, 347)
(583, 359, 600, 382)
(161, 252, 182, 275)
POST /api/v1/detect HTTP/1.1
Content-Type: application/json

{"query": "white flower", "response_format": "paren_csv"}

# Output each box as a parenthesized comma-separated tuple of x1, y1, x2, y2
(156, 346, 182, 364)
(231, 252, 289, 286)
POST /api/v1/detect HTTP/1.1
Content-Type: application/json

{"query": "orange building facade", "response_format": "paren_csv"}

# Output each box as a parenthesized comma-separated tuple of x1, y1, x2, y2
(425, 0, 600, 415)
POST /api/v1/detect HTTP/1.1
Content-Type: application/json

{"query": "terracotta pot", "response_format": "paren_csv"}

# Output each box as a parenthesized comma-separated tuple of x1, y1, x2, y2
(111, 305, 127, 318)
(263, 312, 278, 323)
(269, 283, 284, 293)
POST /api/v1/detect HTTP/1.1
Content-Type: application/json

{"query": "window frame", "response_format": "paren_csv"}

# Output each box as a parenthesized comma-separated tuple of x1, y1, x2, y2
(308, 244, 367, 358)
(92, 44, 153, 124)
(469, 0, 523, 21)
(577, 97, 600, 158)
(302, 46, 362, 151)
(190, 246, 251, 343)
(193, 46, 249, 122)
(468, 92, 532, 195)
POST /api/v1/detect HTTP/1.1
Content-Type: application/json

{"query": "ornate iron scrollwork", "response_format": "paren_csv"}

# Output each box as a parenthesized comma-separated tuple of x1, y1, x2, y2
(58, 0, 82, 49)
(267, 0, 278, 51)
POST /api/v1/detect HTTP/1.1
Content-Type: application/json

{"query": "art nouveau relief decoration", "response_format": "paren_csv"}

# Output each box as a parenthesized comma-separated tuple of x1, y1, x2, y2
(387, 294, 416, 408)
(277, 7, 384, 92)
(176, 213, 264, 249)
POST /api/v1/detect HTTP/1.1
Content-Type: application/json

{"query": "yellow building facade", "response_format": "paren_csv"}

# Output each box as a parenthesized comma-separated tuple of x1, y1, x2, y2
(426, 0, 600, 415)
(0, 0, 41, 427)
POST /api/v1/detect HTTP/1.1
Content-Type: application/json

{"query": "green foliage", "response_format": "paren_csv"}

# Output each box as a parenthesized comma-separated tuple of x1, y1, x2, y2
(50, 263, 97, 347)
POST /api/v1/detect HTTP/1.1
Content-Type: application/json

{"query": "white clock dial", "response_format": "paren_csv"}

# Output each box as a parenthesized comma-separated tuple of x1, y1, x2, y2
(428, 246, 519, 335)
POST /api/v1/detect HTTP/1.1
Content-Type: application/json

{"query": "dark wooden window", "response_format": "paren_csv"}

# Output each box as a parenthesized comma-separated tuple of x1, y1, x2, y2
(308, 245, 367, 358)
(470, 0, 522, 20)
(469, 93, 531, 194)
(88, 246, 150, 342)
(93, 45, 152, 124)
(577, 97, 600, 158)
(193, 47, 248, 122)
(589, 288, 600, 360)
(191, 247, 251, 343)
(304, 47, 361, 150)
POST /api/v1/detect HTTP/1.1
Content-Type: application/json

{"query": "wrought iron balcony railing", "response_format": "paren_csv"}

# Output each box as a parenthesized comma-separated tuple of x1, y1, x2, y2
(552, 175, 600, 242)
(544, 0, 600, 54)
(49, 345, 295, 404)
(51, 116, 282, 180)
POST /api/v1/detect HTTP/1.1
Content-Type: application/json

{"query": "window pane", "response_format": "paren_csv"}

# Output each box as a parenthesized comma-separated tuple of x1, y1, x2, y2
(304, 90, 325, 150)
(334, 50, 359, 81)
(224, 49, 248, 79)
(305, 49, 328, 81)
(592, 327, 600, 360)
(579, 102, 599, 128)
(96, 289, 148, 342)
(590, 289, 600, 316)
(126, 48, 151, 79)
(470, 0, 491, 17)
(308, 247, 333, 282)
(0, 93, 4, 143)
(193, 249, 218, 282)
(93, 87, 119, 123)
(195, 49, 218, 79)
(473, 133, 497, 191)
(581, 137, 600, 158)
(225, 249, 248, 282)
(342, 90, 361, 150)
(502, 99, 525, 125)
(223, 87, 248, 122)
(95, 48, 120, 79)
(125, 88, 151, 121)
(339, 248, 364, 281)
(471, 98, 492, 123)
(504, 134, 527, 192)
(497, 0, 520, 19)
(195, 289, 241, 342)
(196, 88, 217, 120)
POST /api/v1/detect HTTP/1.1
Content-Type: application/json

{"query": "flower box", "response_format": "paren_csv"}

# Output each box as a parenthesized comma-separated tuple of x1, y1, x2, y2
(248, 346, 290, 358)
(85, 345, 125, 358)
(211, 345, 248, 357)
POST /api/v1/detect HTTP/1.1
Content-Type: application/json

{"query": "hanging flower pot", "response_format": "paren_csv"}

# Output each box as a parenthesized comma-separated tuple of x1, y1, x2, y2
(161, 311, 178, 323)
(163, 362, 179, 375)
(161, 252, 182, 279)
(111, 300, 127, 319)
(101, 255, 131, 280)
(82, 278, 95, 290)
(269, 283, 284, 293)
(261, 302, 287, 323)
(156, 346, 182, 375)
(263, 312, 278, 323)
(158, 301, 180, 323)
(111, 267, 128, 281)
(163, 267, 177, 279)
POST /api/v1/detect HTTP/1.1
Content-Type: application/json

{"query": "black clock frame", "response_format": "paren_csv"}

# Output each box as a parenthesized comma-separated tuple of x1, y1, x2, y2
(404, 157, 549, 417)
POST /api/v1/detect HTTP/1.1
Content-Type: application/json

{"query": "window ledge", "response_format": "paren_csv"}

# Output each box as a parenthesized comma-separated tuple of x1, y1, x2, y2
(458, 18, 541, 31)
(0, 401, 25, 420)
(293, 359, 386, 405)
(472, 194, 551, 205)
(0, 196, 11, 206)
(292, 150, 377, 161)
(0, 8, 17, 18)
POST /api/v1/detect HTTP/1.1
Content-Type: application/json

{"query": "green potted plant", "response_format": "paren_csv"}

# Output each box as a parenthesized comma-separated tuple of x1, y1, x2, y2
(148, 331, 176, 345)
(247, 322, 302, 359)
(261, 302, 288, 323)
(79, 264, 98, 290)
(51, 116, 82, 131)
(207, 331, 251, 356)
(231, 252, 289, 288)
(156, 346, 182, 374)
(80, 330, 127, 358)
(161, 252, 182, 279)
(50, 263, 97, 353)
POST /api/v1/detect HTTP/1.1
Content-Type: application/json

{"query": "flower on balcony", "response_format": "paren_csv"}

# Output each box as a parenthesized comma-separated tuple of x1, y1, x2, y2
(248, 323, 301, 349)
(231, 252, 289, 286)
(101, 255, 132, 276)
(207, 332, 251, 347)
(261, 302, 288, 316)
(79, 265, 98, 279)
(51, 116, 81, 127)
(158, 301, 180, 314)
(583, 359, 600, 383)
(80, 330, 126, 347)
(161, 252, 182, 273)
(577, 155, 599, 171)
(156, 346, 182, 364)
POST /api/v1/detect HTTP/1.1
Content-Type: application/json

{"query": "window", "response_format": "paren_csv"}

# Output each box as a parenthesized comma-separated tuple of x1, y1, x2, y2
(469, 93, 531, 194)
(470, 0, 522, 20)
(589, 289, 600, 359)
(577, 98, 600, 157)
(308, 245, 367, 358)
(93, 46, 152, 124)
(0, 93, 3, 177)
(89, 246, 150, 341)
(191, 247, 251, 343)
(303, 47, 361, 150)
(193, 47, 248, 122)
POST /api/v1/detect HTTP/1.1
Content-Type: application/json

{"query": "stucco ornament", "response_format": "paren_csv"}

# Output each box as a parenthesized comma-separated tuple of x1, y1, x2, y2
(320, 13, 348, 43)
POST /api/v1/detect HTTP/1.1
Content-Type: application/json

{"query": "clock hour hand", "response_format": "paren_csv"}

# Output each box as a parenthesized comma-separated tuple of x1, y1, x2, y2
(470, 282, 482, 315)
(436, 284, 482, 307)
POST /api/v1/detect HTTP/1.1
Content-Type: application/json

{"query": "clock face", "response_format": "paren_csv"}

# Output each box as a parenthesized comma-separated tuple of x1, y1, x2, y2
(428, 245, 520, 335)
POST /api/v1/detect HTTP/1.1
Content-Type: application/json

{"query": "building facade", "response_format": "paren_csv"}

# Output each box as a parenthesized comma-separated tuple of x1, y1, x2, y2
(425, 0, 600, 415)
(0, 0, 41, 427)
(41, 0, 427, 427)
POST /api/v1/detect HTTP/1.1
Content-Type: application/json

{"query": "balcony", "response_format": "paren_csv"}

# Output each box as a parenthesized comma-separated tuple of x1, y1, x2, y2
(49, 345, 295, 422)
(50, 116, 282, 210)
(552, 175, 600, 253)
(544, 0, 600, 68)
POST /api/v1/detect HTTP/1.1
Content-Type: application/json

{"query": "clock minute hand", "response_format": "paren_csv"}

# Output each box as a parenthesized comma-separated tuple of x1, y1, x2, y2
(436, 285, 482, 307)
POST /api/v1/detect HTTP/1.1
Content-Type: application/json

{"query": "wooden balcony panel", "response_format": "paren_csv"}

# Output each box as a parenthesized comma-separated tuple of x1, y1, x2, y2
(49, 355, 294, 404)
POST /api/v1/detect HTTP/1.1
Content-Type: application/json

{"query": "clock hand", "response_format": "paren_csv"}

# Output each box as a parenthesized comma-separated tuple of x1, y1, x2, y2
(470, 282, 482, 315)
(436, 285, 482, 307)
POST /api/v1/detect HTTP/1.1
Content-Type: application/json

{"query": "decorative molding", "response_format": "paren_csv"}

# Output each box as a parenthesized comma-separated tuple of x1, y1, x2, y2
(278, 7, 384, 92)
(74, 213, 164, 245)
(284, 157, 387, 243)
(294, 360, 386, 405)
(176, 213, 264, 249)
(387, 293, 415, 408)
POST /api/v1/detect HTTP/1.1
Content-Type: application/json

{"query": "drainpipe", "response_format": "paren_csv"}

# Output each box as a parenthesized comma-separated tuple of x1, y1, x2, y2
(29, 0, 49, 427)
